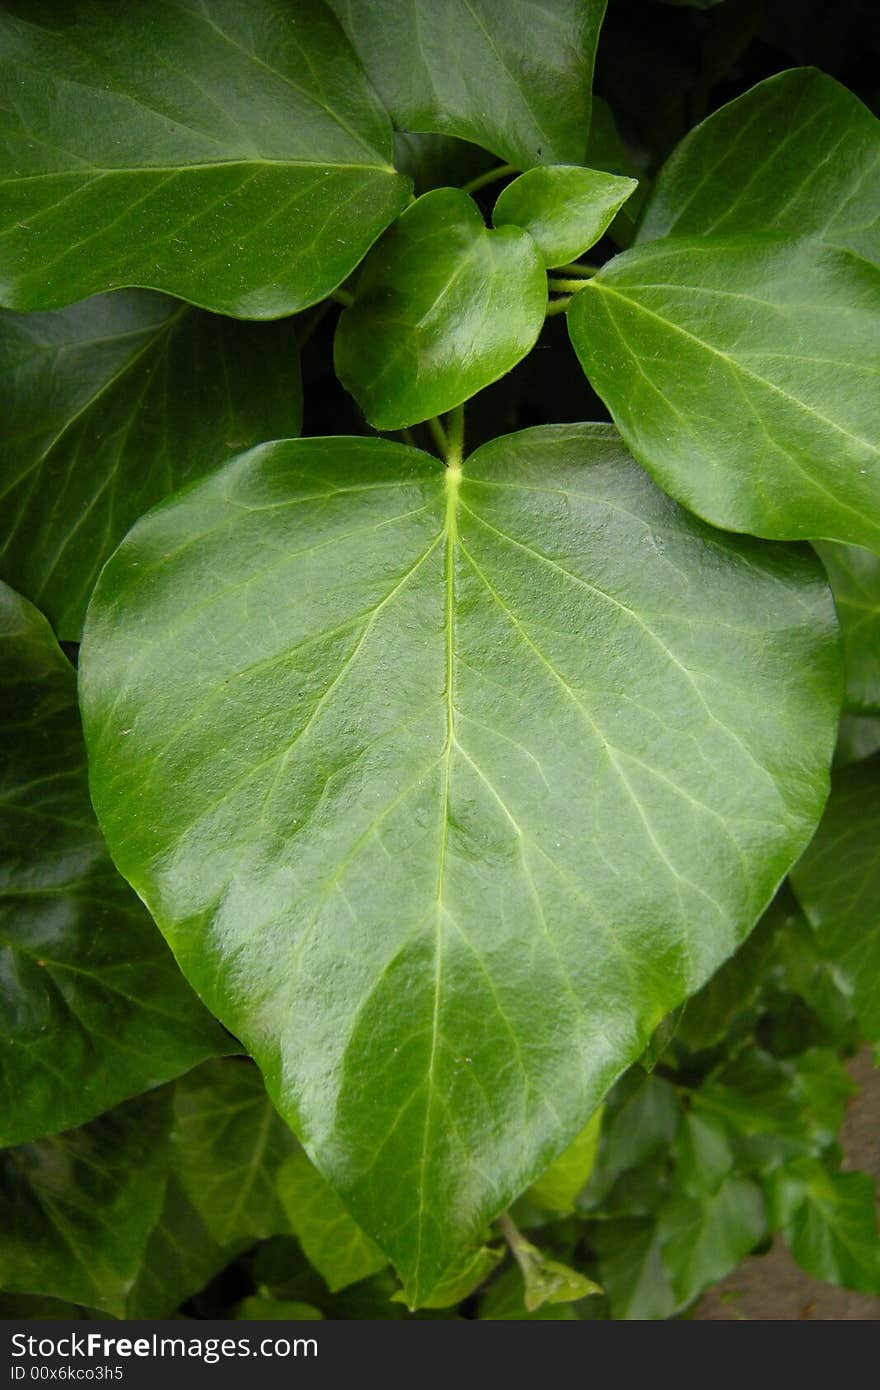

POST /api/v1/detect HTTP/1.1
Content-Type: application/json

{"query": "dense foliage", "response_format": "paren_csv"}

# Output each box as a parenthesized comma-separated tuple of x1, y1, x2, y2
(1, 0, 879, 1321)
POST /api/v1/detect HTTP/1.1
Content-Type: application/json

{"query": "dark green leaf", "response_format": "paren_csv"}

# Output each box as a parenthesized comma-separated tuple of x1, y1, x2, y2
(335, 188, 546, 428)
(591, 1218, 676, 1320)
(791, 756, 880, 1042)
(584, 97, 649, 249)
(637, 69, 880, 262)
(235, 1296, 323, 1319)
(493, 166, 637, 268)
(774, 1158, 880, 1294)
(80, 424, 840, 1301)
(569, 235, 880, 548)
(0, 0, 410, 318)
(656, 1176, 766, 1308)
(0, 582, 230, 1147)
(0, 1090, 172, 1315)
(836, 716, 880, 767)
(0, 292, 302, 639)
(326, 0, 607, 169)
(815, 543, 880, 715)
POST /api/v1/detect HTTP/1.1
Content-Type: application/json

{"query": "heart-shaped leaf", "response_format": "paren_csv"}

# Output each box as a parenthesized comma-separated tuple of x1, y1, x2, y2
(0, 291, 302, 640)
(791, 756, 880, 1044)
(326, 0, 606, 170)
(0, 581, 232, 1147)
(0, 0, 410, 317)
(772, 1159, 880, 1295)
(493, 166, 637, 268)
(569, 235, 880, 549)
(637, 68, 880, 263)
(80, 425, 839, 1300)
(335, 188, 546, 428)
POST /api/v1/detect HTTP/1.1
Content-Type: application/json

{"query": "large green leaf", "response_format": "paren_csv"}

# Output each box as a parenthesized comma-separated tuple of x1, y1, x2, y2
(0, 1090, 172, 1316)
(637, 69, 880, 262)
(0, 0, 410, 318)
(0, 291, 302, 640)
(335, 188, 546, 429)
(569, 234, 880, 549)
(815, 543, 880, 716)
(0, 582, 230, 1147)
(772, 1159, 880, 1295)
(80, 424, 840, 1301)
(791, 756, 880, 1043)
(326, 0, 607, 170)
(492, 166, 637, 268)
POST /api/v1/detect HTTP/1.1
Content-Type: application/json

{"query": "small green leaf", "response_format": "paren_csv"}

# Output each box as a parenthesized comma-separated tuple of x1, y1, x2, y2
(493, 166, 637, 267)
(277, 1150, 387, 1294)
(395, 1244, 502, 1309)
(326, 0, 607, 170)
(637, 69, 880, 262)
(791, 756, 880, 1042)
(0, 1090, 172, 1316)
(479, 1265, 584, 1319)
(774, 1159, 880, 1295)
(656, 1176, 766, 1309)
(569, 235, 880, 549)
(335, 188, 546, 428)
(235, 1297, 323, 1320)
(527, 1107, 604, 1213)
(80, 425, 840, 1302)
(0, 582, 231, 1147)
(815, 544, 880, 716)
(500, 1214, 601, 1310)
(591, 1219, 676, 1320)
(0, 0, 410, 318)
(0, 292, 302, 639)
(673, 1112, 734, 1196)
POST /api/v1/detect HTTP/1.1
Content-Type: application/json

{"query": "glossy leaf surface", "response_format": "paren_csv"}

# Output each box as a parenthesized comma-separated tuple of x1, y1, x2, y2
(326, 0, 606, 170)
(0, 0, 410, 318)
(80, 425, 840, 1300)
(638, 68, 880, 263)
(335, 188, 546, 429)
(569, 235, 880, 549)
(527, 1108, 604, 1213)
(278, 1149, 387, 1293)
(493, 166, 637, 268)
(791, 756, 880, 1043)
(0, 1090, 172, 1315)
(0, 582, 230, 1147)
(0, 292, 302, 639)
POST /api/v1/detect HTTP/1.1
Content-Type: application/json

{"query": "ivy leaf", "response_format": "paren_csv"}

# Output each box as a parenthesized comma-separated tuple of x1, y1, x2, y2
(527, 1107, 604, 1213)
(325, 0, 606, 170)
(126, 1060, 296, 1318)
(80, 424, 840, 1302)
(814, 544, 880, 716)
(501, 1217, 601, 1311)
(492, 166, 637, 268)
(656, 1176, 766, 1309)
(0, 292, 302, 640)
(0, 0, 410, 318)
(791, 756, 880, 1042)
(637, 69, 880, 262)
(772, 1159, 880, 1295)
(0, 582, 231, 1148)
(0, 1090, 172, 1316)
(479, 1265, 583, 1319)
(569, 234, 880, 549)
(591, 1219, 675, 1320)
(406, 1244, 503, 1309)
(277, 1149, 387, 1294)
(335, 188, 546, 428)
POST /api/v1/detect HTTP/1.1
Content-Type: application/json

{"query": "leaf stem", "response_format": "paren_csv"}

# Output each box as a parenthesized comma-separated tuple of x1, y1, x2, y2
(427, 416, 449, 458)
(552, 261, 600, 278)
(461, 163, 518, 196)
(547, 276, 593, 295)
(445, 404, 464, 470)
(545, 295, 572, 317)
(331, 287, 354, 308)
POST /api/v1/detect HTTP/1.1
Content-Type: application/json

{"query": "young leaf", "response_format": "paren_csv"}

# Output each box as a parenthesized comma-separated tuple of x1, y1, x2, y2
(773, 1159, 880, 1295)
(493, 167, 637, 268)
(569, 235, 880, 549)
(0, 1090, 172, 1316)
(500, 1214, 601, 1311)
(325, 0, 606, 170)
(0, 0, 410, 318)
(0, 292, 302, 640)
(277, 1149, 387, 1293)
(80, 424, 840, 1302)
(637, 68, 880, 262)
(0, 582, 231, 1148)
(791, 756, 880, 1042)
(334, 188, 546, 429)
(814, 543, 880, 716)
(527, 1107, 604, 1213)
